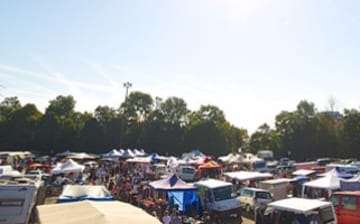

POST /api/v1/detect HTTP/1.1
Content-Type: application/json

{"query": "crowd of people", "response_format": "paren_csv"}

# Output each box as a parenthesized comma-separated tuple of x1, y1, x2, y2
(47, 158, 218, 224)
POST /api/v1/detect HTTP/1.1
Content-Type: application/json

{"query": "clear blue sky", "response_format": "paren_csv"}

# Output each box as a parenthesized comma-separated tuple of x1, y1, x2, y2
(0, 0, 359, 133)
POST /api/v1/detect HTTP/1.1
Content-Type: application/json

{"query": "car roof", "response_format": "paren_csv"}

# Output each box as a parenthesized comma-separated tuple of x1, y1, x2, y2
(268, 198, 332, 213)
(195, 179, 232, 188)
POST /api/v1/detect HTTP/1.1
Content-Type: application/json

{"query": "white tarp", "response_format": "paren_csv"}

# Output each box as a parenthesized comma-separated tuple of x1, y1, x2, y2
(51, 159, 85, 175)
(303, 174, 341, 190)
(37, 200, 161, 224)
(292, 169, 317, 176)
(224, 171, 273, 181)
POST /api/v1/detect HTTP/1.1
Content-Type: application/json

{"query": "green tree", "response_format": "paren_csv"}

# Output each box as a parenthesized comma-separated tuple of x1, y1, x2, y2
(0, 96, 21, 121)
(341, 109, 360, 157)
(159, 97, 189, 125)
(249, 123, 278, 153)
(4, 104, 42, 149)
(120, 91, 153, 123)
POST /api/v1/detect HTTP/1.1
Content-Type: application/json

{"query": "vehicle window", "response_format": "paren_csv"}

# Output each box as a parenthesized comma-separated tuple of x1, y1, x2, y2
(342, 196, 357, 211)
(330, 195, 339, 208)
(213, 186, 233, 201)
(183, 168, 194, 174)
(320, 206, 336, 223)
(256, 191, 272, 199)
(242, 189, 251, 197)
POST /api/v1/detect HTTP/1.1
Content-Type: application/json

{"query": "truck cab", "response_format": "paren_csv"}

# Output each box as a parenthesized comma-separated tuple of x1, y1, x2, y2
(330, 191, 360, 224)
(195, 179, 241, 223)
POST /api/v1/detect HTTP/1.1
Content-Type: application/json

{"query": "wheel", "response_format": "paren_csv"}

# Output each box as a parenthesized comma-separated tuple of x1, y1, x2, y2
(245, 204, 251, 214)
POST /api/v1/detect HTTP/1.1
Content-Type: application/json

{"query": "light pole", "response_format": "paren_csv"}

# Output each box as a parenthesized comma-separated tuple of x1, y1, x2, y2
(123, 82, 132, 101)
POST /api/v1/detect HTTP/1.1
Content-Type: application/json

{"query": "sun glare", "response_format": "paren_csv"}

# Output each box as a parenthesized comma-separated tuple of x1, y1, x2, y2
(214, 0, 265, 23)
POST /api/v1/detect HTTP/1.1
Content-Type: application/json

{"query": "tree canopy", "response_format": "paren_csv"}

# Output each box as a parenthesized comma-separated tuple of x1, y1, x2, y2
(0, 95, 357, 160)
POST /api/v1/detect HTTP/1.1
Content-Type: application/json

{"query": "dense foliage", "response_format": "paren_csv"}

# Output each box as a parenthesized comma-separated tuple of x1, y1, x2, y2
(0, 93, 247, 157)
(0, 94, 358, 160)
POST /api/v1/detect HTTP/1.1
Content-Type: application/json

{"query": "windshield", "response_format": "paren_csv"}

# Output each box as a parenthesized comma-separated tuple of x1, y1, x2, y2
(254, 161, 266, 169)
(256, 191, 272, 199)
(213, 186, 233, 201)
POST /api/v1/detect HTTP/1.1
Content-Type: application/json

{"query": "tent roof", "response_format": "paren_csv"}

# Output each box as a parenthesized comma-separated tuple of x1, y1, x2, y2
(340, 174, 360, 183)
(303, 174, 341, 190)
(127, 157, 152, 163)
(199, 160, 221, 169)
(268, 198, 332, 214)
(318, 168, 353, 179)
(37, 200, 161, 224)
(149, 174, 197, 191)
(67, 152, 97, 160)
(103, 149, 122, 157)
(51, 159, 85, 175)
(60, 185, 112, 199)
(224, 171, 273, 181)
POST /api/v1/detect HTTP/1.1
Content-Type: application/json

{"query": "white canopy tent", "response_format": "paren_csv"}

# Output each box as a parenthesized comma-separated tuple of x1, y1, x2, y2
(67, 152, 98, 160)
(218, 153, 243, 164)
(303, 174, 341, 190)
(58, 185, 113, 202)
(102, 149, 122, 158)
(51, 159, 85, 175)
(37, 200, 161, 224)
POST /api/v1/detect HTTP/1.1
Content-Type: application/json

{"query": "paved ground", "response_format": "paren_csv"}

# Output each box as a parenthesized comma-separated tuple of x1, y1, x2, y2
(242, 217, 254, 224)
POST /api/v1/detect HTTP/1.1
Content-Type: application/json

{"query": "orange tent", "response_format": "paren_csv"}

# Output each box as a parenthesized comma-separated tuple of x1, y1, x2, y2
(199, 160, 222, 169)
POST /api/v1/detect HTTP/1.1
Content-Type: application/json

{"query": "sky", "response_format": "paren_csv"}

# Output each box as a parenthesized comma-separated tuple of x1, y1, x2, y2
(0, 0, 359, 133)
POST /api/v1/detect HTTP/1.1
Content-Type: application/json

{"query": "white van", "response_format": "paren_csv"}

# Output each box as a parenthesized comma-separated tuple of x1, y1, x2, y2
(195, 179, 242, 222)
(0, 181, 38, 224)
(177, 165, 196, 182)
(264, 198, 337, 224)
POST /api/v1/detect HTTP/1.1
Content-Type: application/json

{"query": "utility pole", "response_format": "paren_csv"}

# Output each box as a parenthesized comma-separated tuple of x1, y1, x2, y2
(123, 82, 132, 101)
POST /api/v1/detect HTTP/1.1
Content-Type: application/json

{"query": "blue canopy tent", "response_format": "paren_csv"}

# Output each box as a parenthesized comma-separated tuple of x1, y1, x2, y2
(149, 174, 202, 215)
(57, 185, 114, 203)
(340, 175, 360, 191)
(318, 167, 353, 179)
(150, 153, 167, 163)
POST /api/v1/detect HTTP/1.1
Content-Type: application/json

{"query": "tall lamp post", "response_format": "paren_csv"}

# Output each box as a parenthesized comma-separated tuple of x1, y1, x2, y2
(123, 82, 132, 101)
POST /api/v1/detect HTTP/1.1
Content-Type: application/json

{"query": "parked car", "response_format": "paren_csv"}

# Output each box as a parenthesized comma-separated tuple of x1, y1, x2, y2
(237, 187, 273, 213)
(330, 191, 360, 224)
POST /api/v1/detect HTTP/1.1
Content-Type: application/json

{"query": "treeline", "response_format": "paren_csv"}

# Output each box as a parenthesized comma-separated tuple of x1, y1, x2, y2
(0, 92, 247, 156)
(249, 101, 360, 160)
(0, 93, 359, 160)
